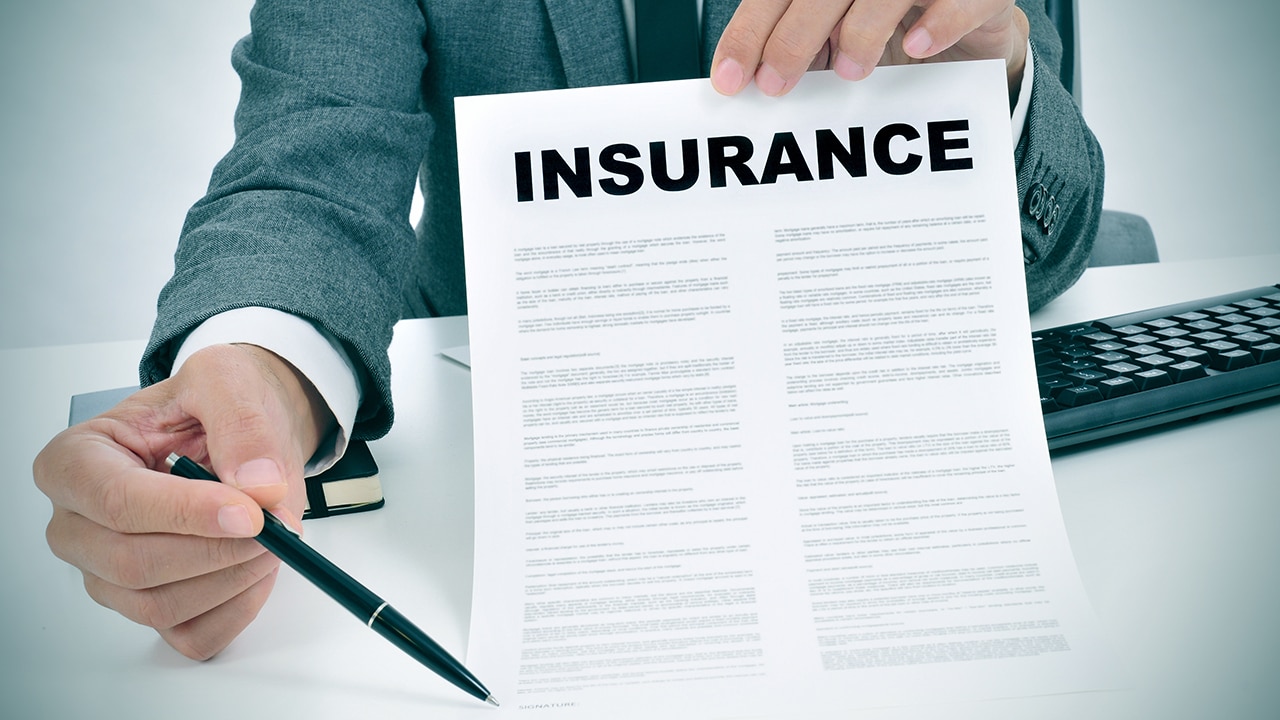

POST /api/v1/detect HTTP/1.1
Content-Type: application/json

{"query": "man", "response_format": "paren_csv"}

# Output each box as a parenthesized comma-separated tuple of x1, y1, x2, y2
(34, 0, 1101, 661)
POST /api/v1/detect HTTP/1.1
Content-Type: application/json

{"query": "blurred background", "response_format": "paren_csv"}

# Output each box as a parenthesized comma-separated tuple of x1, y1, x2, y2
(2, 0, 1277, 350)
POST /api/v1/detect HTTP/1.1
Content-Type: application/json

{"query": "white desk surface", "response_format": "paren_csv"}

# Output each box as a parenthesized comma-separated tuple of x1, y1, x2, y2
(3, 255, 1278, 719)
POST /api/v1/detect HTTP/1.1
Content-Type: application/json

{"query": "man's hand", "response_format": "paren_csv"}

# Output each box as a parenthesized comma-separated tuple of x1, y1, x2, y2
(712, 0, 1029, 97)
(33, 343, 334, 660)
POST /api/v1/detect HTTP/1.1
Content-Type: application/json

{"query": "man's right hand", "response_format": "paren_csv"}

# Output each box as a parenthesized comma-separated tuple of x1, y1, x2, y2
(33, 343, 333, 660)
(711, 0, 1029, 97)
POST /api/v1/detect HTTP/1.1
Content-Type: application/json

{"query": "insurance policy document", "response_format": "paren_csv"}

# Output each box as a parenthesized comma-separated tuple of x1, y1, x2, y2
(456, 61, 1110, 717)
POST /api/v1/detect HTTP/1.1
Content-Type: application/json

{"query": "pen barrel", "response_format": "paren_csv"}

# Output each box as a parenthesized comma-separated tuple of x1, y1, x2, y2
(256, 516, 491, 701)
(254, 514, 383, 618)
(368, 604, 491, 703)
(167, 455, 493, 704)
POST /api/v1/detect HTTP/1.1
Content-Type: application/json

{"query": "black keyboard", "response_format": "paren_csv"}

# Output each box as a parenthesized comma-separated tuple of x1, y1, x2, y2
(1036, 284, 1280, 449)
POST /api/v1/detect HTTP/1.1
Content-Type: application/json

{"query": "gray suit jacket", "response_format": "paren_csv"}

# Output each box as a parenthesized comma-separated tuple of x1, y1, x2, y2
(143, 0, 1103, 440)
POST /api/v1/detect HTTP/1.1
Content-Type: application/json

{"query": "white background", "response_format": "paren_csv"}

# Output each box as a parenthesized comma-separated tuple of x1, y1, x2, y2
(2, 0, 1277, 350)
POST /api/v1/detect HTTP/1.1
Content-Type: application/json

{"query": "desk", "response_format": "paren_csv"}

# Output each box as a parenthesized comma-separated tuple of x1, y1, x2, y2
(3, 255, 1278, 719)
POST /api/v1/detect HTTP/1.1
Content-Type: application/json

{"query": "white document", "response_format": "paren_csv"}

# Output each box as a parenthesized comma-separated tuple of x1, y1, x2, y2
(456, 61, 1110, 717)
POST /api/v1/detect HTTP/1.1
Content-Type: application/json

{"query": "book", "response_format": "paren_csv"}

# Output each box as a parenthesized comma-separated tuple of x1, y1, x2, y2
(69, 386, 383, 519)
(299, 436, 383, 518)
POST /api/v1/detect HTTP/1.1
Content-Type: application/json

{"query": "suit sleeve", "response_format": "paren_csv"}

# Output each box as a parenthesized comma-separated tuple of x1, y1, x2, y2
(1015, 0, 1105, 311)
(139, 0, 430, 440)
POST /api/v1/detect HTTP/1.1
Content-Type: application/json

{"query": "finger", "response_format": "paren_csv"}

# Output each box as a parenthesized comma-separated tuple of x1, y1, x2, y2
(809, 25, 839, 71)
(35, 426, 266, 538)
(159, 565, 281, 661)
(834, 0, 918, 81)
(754, 0, 856, 96)
(711, 0, 791, 95)
(176, 345, 302, 511)
(900, 0, 1013, 60)
(47, 506, 268, 589)
(82, 551, 281, 641)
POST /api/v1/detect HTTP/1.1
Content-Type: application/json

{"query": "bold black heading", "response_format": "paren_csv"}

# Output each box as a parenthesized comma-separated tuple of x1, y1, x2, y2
(514, 119, 974, 202)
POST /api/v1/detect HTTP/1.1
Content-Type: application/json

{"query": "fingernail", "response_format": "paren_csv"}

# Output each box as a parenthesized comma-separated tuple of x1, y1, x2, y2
(271, 507, 304, 537)
(833, 52, 866, 81)
(904, 26, 933, 57)
(218, 504, 255, 536)
(755, 63, 787, 96)
(234, 458, 284, 488)
(712, 58, 745, 95)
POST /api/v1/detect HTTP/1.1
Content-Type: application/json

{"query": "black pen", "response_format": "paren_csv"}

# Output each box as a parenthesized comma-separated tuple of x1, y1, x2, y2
(166, 453, 498, 707)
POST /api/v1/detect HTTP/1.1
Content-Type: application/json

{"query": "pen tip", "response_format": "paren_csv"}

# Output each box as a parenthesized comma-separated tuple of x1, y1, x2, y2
(486, 696, 500, 707)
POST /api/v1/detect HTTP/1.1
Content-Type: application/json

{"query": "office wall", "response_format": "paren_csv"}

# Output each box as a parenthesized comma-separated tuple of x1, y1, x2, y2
(1, 0, 255, 351)
(1079, 0, 1280, 266)
(1, 1, 1277, 350)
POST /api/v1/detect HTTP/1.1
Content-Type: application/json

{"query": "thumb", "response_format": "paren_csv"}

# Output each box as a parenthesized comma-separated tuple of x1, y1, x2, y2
(174, 344, 322, 526)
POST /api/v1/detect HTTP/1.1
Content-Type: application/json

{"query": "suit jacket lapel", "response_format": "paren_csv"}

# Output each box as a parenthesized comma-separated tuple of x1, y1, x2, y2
(542, 0, 740, 84)
(542, 0, 631, 87)
(702, 0, 737, 75)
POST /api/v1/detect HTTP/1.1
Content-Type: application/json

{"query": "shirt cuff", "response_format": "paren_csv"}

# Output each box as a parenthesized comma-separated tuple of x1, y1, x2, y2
(1010, 37, 1034, 145)
(171, 307, 361, 476)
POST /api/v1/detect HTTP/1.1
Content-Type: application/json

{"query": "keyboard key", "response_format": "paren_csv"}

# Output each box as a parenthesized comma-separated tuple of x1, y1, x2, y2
(1217, 313, 1252, 324)
(1231, 332, 1271, 349)
(1252, 317, 1280, 329)
(1080, 331, 1118, 343)
(1157, 338, 1196, 350)
(1040, 378, 1074, 395)
(1234, 298, 1269, 310)
(1123, 333, 1160, 345)
(1092, 340, 1127, 352)
(1203, 304, 1239, 315)
(1128, 344, 1162, 356)
(1247, 307, 1279, 318)
(1044, 337, 1087, 352)
(1102, 361, 1143, 375)
(1133, 369, 1173, 390)
(1041, 395, 1062, 413)
(1251, 342, 1280, 363)
(1167, 361, 1208, 382)
(1219, 324, 1258, 335)
(1185, 319, 1222, 331)
(1060, 359, 1099, 373)
(1067, 369, 1109, 385)
(1058, 324, 1097, 338)
(1203, 340, 1241, 355)
(1264, 292, 1280, 303)
(1061, 346, 1096, 360)
(1055, 384, 1104, 407)
(1210, 349, 1256, 371)
(1144, 317, 1180, 330)
(1109, 324, 1148, 335)
(1190, 331, 1227, 343)
(1097, 376, 1138, 399)
(1154, 327, 1191, 339)
(1093, 351, 1131, 364)
(1170, 347, 1210, 362)
(1134, 354, 1176, 368)
(1174, 311, 1210, 322)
